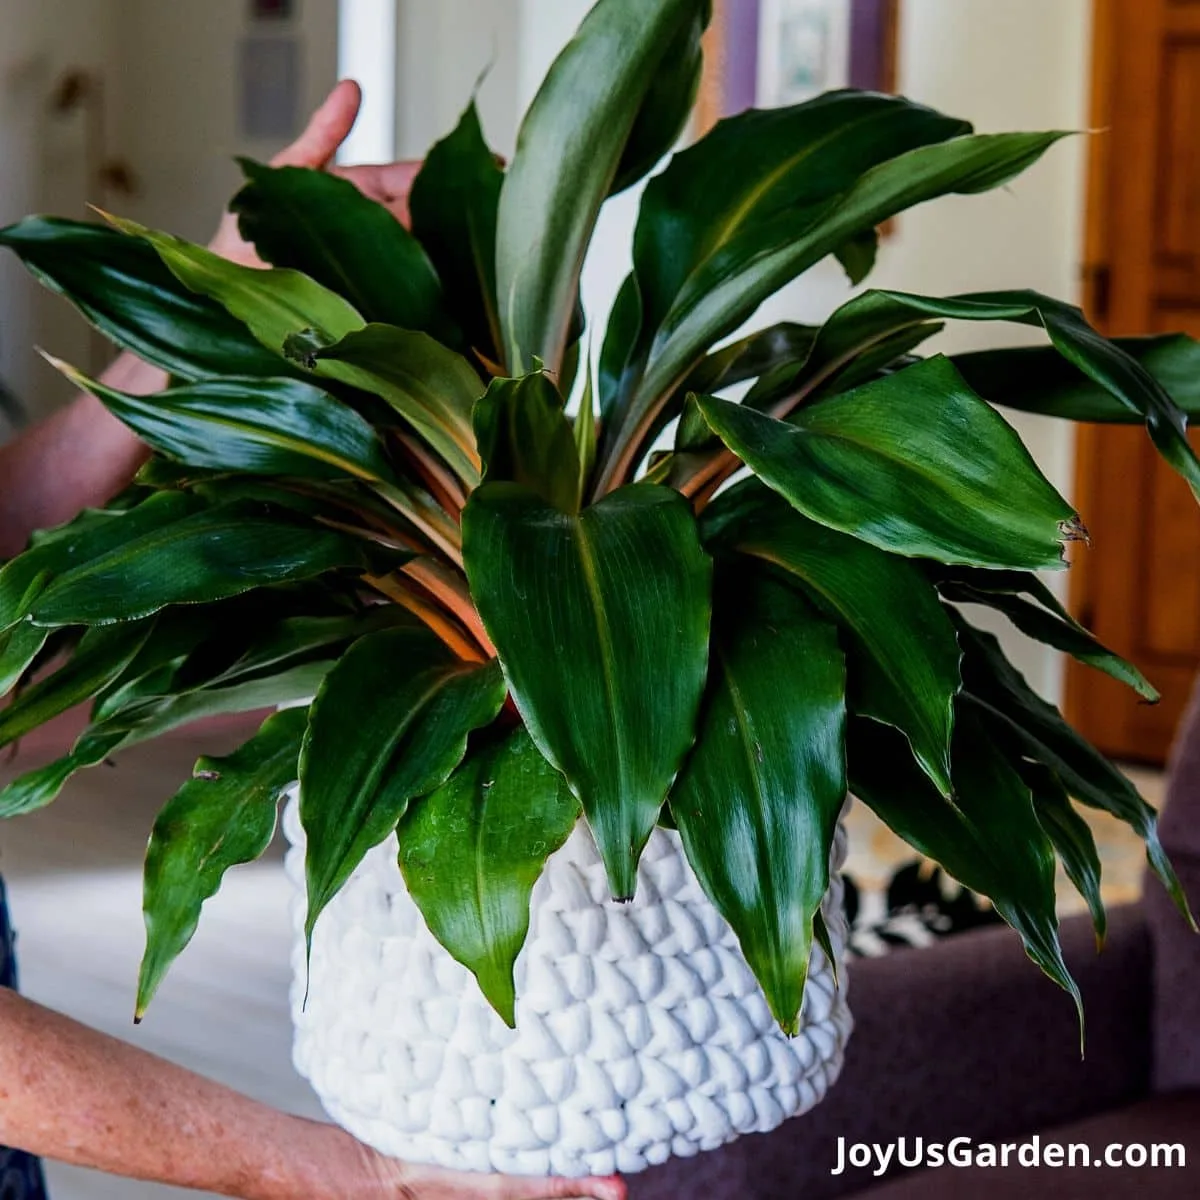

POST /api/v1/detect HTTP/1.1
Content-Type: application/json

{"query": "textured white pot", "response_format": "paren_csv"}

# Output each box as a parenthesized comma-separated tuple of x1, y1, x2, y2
(283, 795, 852, 1178)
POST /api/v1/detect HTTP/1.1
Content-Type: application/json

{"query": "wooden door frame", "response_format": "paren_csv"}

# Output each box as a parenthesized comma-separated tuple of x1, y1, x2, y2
(1065, 0, 1168, 741)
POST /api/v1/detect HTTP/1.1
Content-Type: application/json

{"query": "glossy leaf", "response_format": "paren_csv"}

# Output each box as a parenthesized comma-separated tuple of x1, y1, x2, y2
(233, 160, 449, 336)
(932, 565, 1157, 701)
(1023, 761, 1107, 946)
(49, 359, 395, 484)
(705, 480, 960, 794)
(0, 622, 52, 697)
(0, 727, 127, 819)
(474, 375, 580, 512)
(955, 617, 1195, 930)
(398, 726, 579, 1025)
(107, 215, 365, 354)
(698, 356, 1081, 569)
(0, 217, 287, 379)
(497, 0, 708, 374)
(0, 493, 202, 633)
(463, 483, 712, 898)
(953, 333, 1200, 423)
(138, 707, 306, 1016)
(598, 273, 645, 425)
(610, 1, 711, 195)
(312, 325, 483, 485)
(575, 364, 598, 509)
(299, 627, 507, 941)
(605, 131, 1066, 488)
(671, 570, 846, 1033)
(849, 712, 1081, 1018)
(836, 290, 1200, 500)
(29, 504, 383, 627)
(0, 623, 151, 750)
(681, 323, 819, 399)
(409, 103, 505, 363)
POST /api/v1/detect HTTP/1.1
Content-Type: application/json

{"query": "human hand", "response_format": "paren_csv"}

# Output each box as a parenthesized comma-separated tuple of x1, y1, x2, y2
(209, 79, 421, 267)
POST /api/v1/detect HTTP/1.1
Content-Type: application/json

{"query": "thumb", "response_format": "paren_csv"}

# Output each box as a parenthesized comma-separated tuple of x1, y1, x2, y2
(271, 79, 362, 169)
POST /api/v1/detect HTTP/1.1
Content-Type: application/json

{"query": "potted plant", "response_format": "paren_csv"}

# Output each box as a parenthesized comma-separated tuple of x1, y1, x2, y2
(0, 0, 1196, 1181)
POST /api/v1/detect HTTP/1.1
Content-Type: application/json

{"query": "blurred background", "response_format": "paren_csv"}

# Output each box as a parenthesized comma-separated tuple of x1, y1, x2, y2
(0, 1, 1190, 1195)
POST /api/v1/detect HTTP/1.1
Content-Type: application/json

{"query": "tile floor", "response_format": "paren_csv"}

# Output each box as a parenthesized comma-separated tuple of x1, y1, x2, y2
(0, 716, 1165, 1198)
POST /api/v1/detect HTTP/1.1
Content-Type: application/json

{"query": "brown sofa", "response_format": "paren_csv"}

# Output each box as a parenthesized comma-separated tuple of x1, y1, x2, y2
(631, 686, 1200, 1198)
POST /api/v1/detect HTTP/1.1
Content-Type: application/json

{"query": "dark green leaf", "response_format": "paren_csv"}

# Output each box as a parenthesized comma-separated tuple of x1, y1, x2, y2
(233, 160, 449, 336)
(398, 726, 579, 1025)
(312, 324, 483, 485)
(474, 374, 580, 512)
(0, 623, 151, 750)
(833, 227, 879, 286)
(598, 273, 645, 425)
(409, 103, 505, 363)
(1022, 761, 1107, 946)
(705, 480, 960, 794)
(846, 290, 1200, 501)
(463, 482, 712, 898)
(610, 1, 712, 195)
(300, 627, 507, 942)
(497, 0, 710, 374)
(138, 707, 306, 1016)
(953, 333, 1200, 423)
(49, 359, 395, 485)
(0, 727, 126, 819)
(0, 493, 203, 633)
(849, 711, 1081, 1019)
(108, 216, 365, 354)
(671, 570, 846, 1033)
(955, 617, 1195, 930)
(0, 622, 52, 696)
(0, 217, 288, 380)
(29, 504, 384, 627)
(698, 356, 1081, 569)
(933, 565, 1157, 701)
(680, 323, 819, 399)
(603, 130, 1066, 489)
(575, 365, 598, 509)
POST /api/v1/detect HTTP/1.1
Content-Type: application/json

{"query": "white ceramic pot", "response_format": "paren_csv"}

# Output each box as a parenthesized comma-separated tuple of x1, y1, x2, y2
(283, 795, 852, 1178)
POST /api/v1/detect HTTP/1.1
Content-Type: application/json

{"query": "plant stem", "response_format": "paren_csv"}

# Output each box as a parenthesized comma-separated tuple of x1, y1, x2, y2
(402, 558, 496, 658)
(363, 573, 486, 664)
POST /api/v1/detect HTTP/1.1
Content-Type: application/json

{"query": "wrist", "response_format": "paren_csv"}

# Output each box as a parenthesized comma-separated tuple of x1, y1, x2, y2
(246, 1119, 382, 1200)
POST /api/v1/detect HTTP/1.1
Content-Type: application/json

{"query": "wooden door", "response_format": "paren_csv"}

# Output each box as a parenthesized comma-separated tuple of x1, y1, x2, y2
(1069, 0, 1200, 763)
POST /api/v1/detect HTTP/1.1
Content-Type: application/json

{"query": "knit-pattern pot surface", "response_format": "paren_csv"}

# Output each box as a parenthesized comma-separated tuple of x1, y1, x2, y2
(283, 795, 852, 1178)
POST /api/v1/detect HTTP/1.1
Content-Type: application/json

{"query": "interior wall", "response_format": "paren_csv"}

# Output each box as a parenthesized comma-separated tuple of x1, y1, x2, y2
(0, 0, 119, 420)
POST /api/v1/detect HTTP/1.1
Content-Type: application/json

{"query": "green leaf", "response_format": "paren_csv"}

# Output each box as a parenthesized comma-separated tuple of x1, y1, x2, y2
(497, 0, 710, 374)
(697, 356, 1081, 569)
(955, 617, 1196, 931)
(409, 102, 505, 363)
(705, 480, 960, 794)
(0, 217, 288, 380)
(47, 358, 395, 485)
(610, 1, 712, 195)
(953, 333, 1200, 423)
(474, 374, 580, 512)
(833, 227, 879, 287)
(311, 324, 483, 485)
(605, 130, 1066, 488)
(463, 483, 712, 898)
(0, 728, 126, 819)
(0, 623, 151, 750)
(1022, 761, 1107, 946)
(671, 569, 846, 1034)
(0, 493, 203, 633)
(0, 622, 52, 696)
(398, 726, 579, 1026)
(107, 215, 365, 355)
(932, 565, 1157, 701)
(29, 504, 384, 627)
(299, 627, 508, 941)
(849, 711, 1081, 1020)
(681, 323, 819, 399)
(841, 290, 1200, 501)
(232, 160, 449, 337)
(598, 273, 645, 425)
(138, 707, 306, 1016)
(575, 363, 598, 509)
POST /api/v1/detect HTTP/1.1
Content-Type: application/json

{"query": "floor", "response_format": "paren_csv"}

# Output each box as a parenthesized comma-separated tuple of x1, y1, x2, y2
(0, 715, 1162, 1199)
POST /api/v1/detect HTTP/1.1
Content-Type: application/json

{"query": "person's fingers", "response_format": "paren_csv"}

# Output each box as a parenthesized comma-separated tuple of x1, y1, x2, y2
(271, 78, 362, 169)
(333, 160, 422, 228)
(494, 1175, 627, 1200)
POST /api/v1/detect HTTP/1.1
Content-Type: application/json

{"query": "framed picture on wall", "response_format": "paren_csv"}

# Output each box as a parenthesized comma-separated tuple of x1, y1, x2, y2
(697, 0, 900, 130)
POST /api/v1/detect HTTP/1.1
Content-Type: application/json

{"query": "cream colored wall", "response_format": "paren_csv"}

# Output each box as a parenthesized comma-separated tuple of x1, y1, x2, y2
(1, 0, 120, 417)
